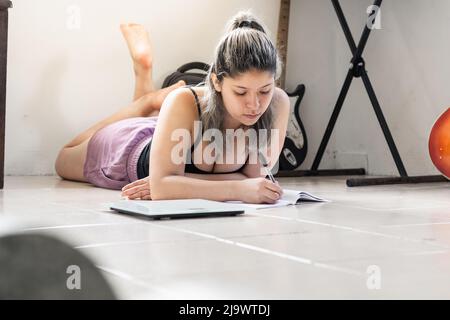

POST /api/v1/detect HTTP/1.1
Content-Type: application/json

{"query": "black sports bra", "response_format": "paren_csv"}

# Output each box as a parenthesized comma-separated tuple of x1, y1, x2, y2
(137, 87, 249, 179)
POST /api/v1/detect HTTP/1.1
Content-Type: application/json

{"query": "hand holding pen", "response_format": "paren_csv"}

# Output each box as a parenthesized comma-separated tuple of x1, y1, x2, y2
(258, 151, 277, 183)
(235, 152, 282, 204)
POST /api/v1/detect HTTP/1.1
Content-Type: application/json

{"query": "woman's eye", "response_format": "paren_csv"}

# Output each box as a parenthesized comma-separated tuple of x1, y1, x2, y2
(234, 90, 271, 96)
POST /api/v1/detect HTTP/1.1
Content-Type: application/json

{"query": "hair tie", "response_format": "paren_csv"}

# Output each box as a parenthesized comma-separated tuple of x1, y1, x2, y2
(238, 20, 252, 29)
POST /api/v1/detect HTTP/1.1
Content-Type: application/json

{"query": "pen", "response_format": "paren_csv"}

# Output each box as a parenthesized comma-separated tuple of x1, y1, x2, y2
(258, 151, 276, 183)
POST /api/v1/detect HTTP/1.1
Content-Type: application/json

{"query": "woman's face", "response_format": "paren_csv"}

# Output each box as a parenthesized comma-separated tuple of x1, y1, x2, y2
(213, 69, 275, 128)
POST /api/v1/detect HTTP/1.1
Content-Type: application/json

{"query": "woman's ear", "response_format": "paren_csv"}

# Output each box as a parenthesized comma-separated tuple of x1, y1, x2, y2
(211, 73, 222, 93)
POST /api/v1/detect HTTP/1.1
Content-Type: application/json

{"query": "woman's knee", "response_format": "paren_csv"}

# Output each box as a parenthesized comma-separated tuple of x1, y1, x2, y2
(54, 145, 88, 182)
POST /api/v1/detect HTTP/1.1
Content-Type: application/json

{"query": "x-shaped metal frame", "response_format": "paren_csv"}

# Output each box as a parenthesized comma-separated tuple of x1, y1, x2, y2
(306, 0, 447, 186)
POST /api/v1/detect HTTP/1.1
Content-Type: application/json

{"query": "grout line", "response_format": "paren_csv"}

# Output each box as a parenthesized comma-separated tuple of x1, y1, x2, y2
(331, 202, 450, 212)
(75, 231, 308, 250)
(404, 250, 449, 256)
(145, 223, 364, 277)
(22, 221, 141, 231)
(255, 213, 449, 250)
(76, 240, 161, 249)
(75, 237, 204, 249)
(382, 222, 450, 228)
(45, 201, 120, 216)
(96, 265, 172, 298)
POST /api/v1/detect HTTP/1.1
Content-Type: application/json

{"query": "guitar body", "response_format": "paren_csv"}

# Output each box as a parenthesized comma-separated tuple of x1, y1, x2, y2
(429, 108, 450, 179)
(279, 85, 308, 170)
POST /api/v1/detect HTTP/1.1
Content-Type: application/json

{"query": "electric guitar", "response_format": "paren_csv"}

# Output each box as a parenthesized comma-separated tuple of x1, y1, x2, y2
(276, 0, 308, 170)
(280, 84, 307, 170)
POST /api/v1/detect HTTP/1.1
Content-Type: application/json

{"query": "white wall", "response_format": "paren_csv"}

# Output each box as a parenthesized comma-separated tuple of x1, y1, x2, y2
(5, 0, 279, 175)
(5, 0, 449, 176)
(287, 0, 450, 176)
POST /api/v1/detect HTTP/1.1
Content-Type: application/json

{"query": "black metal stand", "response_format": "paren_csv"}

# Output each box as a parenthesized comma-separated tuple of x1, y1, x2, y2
(290, 0, 447, 187)
(0, 0, 12, 189)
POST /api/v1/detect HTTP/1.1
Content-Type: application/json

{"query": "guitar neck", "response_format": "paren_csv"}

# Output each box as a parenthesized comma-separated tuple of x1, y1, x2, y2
(276, 0, 291, 89)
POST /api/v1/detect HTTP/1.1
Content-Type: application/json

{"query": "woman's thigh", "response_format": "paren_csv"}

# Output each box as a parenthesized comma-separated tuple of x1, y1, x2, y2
(55, 138, 90, 182)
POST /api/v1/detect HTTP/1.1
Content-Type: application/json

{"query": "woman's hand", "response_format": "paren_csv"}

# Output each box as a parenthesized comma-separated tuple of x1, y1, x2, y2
(237, 178, 283, 204)
(121, 177, 152, 200)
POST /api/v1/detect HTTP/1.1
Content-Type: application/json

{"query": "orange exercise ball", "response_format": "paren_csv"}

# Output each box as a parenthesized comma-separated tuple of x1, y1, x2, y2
(429, 108, 450, 179)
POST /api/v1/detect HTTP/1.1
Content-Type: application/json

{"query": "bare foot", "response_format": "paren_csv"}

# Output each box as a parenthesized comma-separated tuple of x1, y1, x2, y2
(120, 23, 153, 72)
(142, 80, 187, 116)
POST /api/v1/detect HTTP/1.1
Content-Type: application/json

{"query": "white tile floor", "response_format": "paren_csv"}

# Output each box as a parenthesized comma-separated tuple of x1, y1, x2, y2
(0, 175, 449, 299)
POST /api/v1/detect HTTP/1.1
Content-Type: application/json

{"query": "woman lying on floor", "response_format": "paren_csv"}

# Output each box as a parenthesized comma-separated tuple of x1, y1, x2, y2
(55, 11, 290, 204)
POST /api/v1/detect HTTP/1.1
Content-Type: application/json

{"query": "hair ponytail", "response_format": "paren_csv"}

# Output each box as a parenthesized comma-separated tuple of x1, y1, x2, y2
(227, 11, 267, 34)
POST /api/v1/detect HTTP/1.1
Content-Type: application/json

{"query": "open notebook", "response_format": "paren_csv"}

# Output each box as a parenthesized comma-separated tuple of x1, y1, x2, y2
(226, 189, 328, 210)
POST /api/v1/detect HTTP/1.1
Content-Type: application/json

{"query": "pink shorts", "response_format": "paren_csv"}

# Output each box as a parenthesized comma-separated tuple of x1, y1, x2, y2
(83, 117, 158, 190)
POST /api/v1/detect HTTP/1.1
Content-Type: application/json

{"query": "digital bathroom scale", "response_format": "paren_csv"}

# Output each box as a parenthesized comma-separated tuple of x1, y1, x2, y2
(110, 199, 245, 220)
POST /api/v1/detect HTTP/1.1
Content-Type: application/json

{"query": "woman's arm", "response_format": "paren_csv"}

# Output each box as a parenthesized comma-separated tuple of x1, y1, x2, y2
(121, 172, 247, 200)
(152, 175, 240, 201)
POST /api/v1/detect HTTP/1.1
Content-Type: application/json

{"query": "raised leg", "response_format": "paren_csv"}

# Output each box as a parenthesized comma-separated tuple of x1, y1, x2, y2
(120, 23, 186, 112)
(120, 23, 156, 101)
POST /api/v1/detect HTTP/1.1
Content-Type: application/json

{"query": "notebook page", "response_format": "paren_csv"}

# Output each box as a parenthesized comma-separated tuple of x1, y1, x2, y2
(225, 189, 327, 209)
